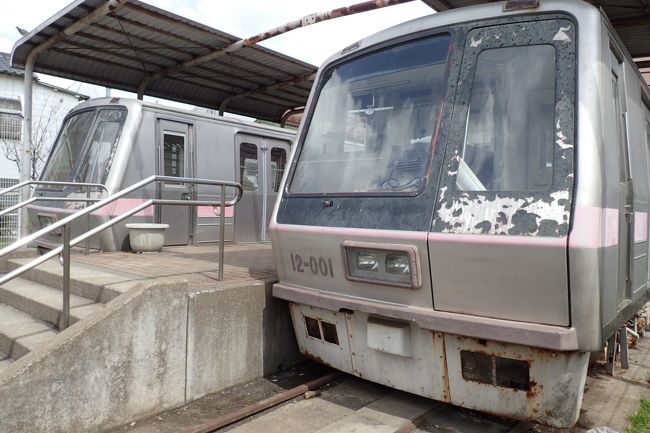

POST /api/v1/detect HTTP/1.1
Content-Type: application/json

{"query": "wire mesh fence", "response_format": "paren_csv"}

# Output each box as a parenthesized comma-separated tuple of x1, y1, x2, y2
(0, 178, 19, 247)
(0, 107, 23, 247)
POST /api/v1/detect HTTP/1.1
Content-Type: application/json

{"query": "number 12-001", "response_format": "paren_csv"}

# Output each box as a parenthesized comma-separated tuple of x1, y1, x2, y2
(290, 253, 334, 278)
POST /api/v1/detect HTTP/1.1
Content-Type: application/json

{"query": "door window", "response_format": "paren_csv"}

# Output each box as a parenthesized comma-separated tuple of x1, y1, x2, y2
(240, 143, 258, 191)
(271, 148, 287, 192)
(163, 133, 185, 178)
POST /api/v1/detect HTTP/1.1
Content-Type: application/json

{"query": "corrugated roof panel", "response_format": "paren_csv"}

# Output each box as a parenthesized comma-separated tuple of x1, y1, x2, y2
(11, 0, 317, 122)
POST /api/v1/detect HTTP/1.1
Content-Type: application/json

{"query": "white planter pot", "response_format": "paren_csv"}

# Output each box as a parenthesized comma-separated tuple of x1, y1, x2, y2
(125, 223, 170, 252)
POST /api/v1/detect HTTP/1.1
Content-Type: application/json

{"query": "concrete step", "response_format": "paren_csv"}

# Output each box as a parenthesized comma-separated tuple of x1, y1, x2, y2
(0, 303, 58, 360)
(6, 257, 143, 303)
(0, 247, 38, 273)
(0, 276, 104, 328)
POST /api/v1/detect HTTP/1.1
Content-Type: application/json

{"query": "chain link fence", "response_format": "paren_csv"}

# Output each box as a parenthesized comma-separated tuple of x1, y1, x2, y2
(0, 178, 19, 247)
(0, 106, 23, 247)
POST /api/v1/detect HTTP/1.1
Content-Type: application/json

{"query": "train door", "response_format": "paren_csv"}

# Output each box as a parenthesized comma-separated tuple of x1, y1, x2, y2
(610, 48, 633, 307)
(234, 133, 289, 242)
(265, 140, 289, 239)
(157, 119, 194, 245)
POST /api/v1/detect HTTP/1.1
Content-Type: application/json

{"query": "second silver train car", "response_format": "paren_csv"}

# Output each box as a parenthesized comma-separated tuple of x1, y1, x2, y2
(271, 0, 650, 427)
(30, 97, 293, 251)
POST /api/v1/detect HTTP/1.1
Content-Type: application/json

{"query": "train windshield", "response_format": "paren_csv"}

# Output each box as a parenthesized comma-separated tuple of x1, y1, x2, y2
(290, 34, 450, 194)
(41, 108, 127, 186)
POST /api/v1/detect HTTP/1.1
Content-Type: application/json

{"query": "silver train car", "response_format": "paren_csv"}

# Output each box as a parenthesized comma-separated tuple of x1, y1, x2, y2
(30, 97, 293, 251)
(270, 0, 650, 426)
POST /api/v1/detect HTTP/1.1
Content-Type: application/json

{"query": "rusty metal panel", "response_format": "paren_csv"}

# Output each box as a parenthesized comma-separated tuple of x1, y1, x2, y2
(346, 311, 450, 402)
(288, 303, 353, 373)
(444, 334, 589, 428)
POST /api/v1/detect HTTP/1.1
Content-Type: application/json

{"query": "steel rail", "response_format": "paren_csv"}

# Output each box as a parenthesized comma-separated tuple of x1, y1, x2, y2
(0, 180, 108, 197)
(181, 372, 343, 433)
(0, 175, 243, 329)
(0, 197, 101, 219)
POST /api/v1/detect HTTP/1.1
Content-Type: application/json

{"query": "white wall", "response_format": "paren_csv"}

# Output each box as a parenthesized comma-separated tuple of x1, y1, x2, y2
(0, 74, 84, 180)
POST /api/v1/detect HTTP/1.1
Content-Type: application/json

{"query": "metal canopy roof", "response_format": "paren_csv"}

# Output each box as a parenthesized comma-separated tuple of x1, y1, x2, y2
(11, 0, 317, 122)
(422, 0, 650, 69)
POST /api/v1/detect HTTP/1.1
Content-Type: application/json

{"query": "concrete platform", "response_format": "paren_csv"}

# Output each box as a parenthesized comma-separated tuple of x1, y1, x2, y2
(73, 243, 276, 286)
(0, 243, 295, 433)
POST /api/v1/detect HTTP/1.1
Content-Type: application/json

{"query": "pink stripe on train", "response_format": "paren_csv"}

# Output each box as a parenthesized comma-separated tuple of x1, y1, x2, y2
(272, 207, 640, 250)
(93, 198, 155, 217)
(197, 205, 234, 218)
(91, 199, 234, 217)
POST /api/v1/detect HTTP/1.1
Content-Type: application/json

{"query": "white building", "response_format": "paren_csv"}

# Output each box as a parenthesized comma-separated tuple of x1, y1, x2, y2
(0, 52, 87, 246)
(0, 51, 88, 181)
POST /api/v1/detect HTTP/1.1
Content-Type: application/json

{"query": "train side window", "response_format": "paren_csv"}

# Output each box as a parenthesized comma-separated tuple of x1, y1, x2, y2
(240, 142, 258, 191)
(271, 148, 287, 192)
(163, 133, 185, 178)
(457, 45, 556, 192)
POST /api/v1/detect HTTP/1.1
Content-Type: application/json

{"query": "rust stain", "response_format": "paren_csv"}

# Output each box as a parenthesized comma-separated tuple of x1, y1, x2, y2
(527, 383, 543, 400)
(302, 351, 333, 368)
(436, 332, 452, 403)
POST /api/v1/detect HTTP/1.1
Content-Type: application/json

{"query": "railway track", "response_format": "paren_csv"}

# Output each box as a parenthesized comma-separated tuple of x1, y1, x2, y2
(177, 371, 537, 433)
(116, 338, 650, 433)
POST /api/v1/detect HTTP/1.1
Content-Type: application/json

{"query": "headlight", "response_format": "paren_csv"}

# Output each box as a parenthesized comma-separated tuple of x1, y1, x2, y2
(356, 251, 379, 271)
(342, 241, 420, 289)
(385, 253, 411, 275)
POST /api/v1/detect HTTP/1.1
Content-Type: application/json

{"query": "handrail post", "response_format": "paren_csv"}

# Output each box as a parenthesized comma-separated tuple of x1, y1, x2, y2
(62, 224, 71, 330)
(219, 185, 226, 281)
(85, 186, 91, 255)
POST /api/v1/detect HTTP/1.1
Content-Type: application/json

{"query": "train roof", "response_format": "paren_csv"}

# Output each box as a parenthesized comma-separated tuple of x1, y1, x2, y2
(420, 0, 650, 70)
(319, 1, 636, 74)
(70, 97, 297, 137)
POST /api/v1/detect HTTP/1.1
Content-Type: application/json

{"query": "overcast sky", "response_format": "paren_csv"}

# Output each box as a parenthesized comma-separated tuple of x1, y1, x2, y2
(0, 0, 434, 100)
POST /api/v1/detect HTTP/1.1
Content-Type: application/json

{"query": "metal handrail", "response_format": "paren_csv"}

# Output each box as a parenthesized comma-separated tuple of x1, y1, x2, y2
(0, 175, 243, 330)
(0, 180, 108, 198)
(0, 197, 101, 219)
(0, 180, 109, 255)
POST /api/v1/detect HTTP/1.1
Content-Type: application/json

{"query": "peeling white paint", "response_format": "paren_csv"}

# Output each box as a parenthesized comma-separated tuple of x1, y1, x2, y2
(439, 186, 448, 202)
(470, 36, 483, 48)
(437, 191, 570, 235)
(552, 25, 572, 43)
(555, 130, 572, 149)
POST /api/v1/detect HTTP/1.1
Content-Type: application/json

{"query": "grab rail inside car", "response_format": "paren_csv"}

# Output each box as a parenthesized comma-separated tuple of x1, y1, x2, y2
(0, 180, 109, 255)
(0, 175, 244, 330)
